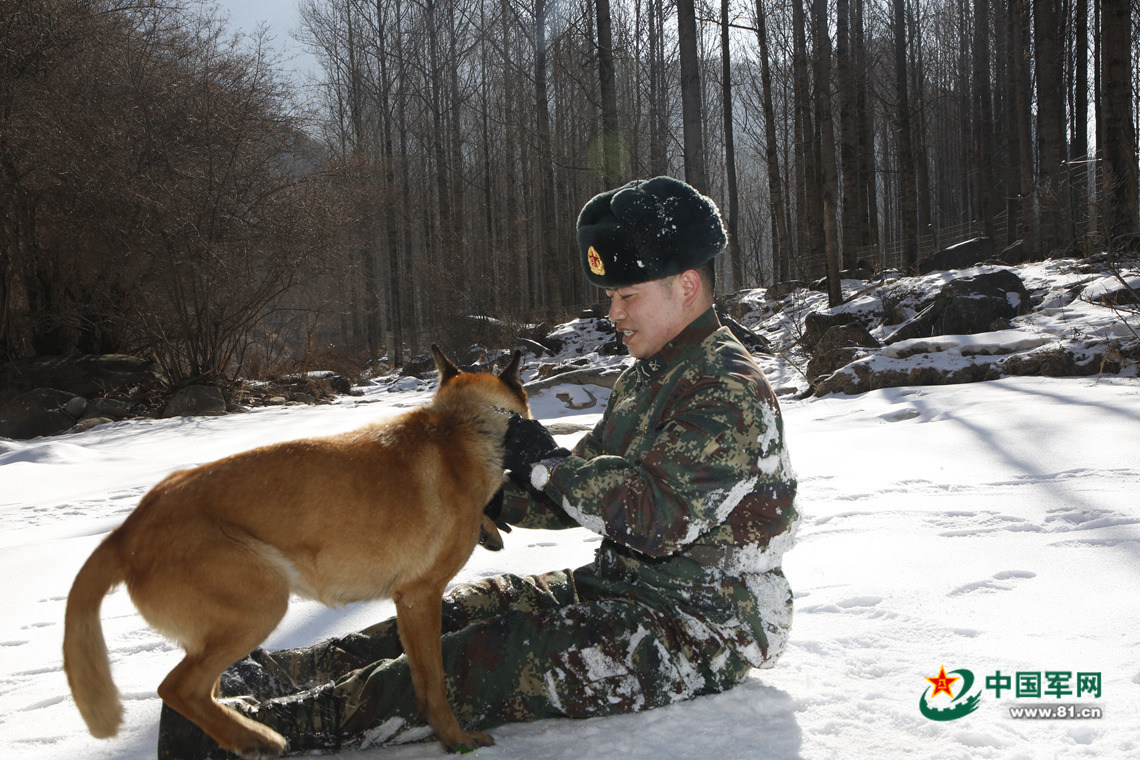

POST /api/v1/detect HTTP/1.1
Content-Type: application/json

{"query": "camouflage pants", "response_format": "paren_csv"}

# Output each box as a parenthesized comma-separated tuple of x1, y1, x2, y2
(241, 568, 752, 750)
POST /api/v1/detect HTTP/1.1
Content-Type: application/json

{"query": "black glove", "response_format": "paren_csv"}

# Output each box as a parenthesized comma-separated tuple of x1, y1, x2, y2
(503, 414, 564, 474)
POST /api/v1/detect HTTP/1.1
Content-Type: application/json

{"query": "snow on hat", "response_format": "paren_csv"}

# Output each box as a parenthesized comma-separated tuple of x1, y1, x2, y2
(576, 176, 727, 289)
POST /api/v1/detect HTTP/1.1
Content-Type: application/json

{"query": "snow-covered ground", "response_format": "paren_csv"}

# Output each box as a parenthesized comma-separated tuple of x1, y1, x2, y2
(2, 259, 1139, 759)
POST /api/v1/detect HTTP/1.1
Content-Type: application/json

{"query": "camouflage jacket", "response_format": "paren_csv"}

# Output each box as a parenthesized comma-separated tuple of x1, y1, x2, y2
(501, 308, 799, 667)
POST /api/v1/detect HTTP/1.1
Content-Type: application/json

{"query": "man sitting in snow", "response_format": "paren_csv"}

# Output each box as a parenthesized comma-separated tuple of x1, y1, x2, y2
(157, 176, 800, 757)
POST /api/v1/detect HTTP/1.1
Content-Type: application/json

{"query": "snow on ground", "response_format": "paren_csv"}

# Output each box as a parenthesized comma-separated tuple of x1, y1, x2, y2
(2, 258, 1139, 759)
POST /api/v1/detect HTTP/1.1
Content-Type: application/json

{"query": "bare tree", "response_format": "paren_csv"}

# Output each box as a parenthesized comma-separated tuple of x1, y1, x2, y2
(720, 0, 743, 288)
(677, 0, 708, 191)
(811, 0, 842, 305)
(753, 0, 792, 282)
(1099, 0, 1139, 247)
(893, 0, 919, 272)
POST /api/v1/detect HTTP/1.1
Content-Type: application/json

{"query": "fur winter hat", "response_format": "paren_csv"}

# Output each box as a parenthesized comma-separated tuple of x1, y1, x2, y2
(576, 176, 727, 289)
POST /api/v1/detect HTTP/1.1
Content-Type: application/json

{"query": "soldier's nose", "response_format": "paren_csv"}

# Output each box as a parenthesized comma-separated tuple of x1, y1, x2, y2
(608, 295, 625, 323)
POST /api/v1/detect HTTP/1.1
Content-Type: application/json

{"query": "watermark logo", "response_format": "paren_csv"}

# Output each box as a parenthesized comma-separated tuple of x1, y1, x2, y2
(919, 667, 1104, 721)
(919, 666, 981, 721)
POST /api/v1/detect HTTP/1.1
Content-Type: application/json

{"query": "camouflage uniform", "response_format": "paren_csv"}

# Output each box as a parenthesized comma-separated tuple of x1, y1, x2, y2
(157, 307, 798, 757)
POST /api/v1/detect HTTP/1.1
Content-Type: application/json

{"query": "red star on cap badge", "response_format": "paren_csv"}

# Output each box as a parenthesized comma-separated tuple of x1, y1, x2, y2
(587, 245, 605, 276)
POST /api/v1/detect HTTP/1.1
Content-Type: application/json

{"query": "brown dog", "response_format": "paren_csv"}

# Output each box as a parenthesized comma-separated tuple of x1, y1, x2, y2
(63, 346, 528, 757)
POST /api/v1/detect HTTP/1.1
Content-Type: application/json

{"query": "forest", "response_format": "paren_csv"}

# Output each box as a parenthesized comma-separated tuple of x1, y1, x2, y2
(1, 0, 1137, 381)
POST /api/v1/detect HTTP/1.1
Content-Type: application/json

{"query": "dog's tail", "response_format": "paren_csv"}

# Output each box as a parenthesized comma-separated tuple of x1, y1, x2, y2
(63, 535, 126, 738)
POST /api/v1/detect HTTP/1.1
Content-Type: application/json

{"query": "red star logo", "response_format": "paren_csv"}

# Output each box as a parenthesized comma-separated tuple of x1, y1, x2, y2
(926, 666, 959, 699)
(587, 245, 605, 275)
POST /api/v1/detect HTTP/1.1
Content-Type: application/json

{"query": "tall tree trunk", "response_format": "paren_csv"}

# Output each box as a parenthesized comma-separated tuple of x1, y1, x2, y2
(837, 0, 860, 268)
(346, 2, 380, 361)
(999, 0, 1021, 245)
(792, 0, 820, 274)
(1033, 0, 1069, 256)
(812, 0, 842, 306)
(854, 0, 880, 261)
(1099, 0, 1139, 247)
(446, 0, 466, 303)
(909, 1, 933, 250)
(972, 0, 997, 239)
(1070, 0, 1089, 246)
(720, 0, 742, 288)
(677, 0, 707, 191)
(1011, 0, 1037, 256)
(426, 0, 450, 330)
(648, 0, 667, 175)
(595, 0, 621, 184)
(376, 0, 404, 365)
(533, 0, 559, 311)
(754, 0, 791, 283)
(893, 0, 919, 272)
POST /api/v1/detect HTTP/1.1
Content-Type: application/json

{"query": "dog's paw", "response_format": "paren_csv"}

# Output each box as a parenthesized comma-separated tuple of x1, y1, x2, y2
(233, 727, 286, 759)
(478, 519, 504, 551)
(445, 730, 494, 753)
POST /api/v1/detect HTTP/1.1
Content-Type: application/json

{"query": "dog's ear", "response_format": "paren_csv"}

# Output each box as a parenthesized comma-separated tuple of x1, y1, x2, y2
(431, 344, 462, 384)
(498, 349, 523, 387)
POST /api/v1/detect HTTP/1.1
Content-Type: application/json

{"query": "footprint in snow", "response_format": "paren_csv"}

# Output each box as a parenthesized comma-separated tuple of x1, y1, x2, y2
(949, 570, 1036, 597)
(878, 407, 922, 423)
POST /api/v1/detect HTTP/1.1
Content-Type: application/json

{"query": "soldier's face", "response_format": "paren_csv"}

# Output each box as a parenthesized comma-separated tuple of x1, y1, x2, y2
(605, 276, 689, 359)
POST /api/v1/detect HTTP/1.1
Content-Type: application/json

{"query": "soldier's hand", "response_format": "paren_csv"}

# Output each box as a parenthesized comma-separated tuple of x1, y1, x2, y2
(502, 415, 561, 473)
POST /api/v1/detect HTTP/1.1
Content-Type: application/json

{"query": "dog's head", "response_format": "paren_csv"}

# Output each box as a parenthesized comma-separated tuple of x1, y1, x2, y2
(430, 344, 530, 418)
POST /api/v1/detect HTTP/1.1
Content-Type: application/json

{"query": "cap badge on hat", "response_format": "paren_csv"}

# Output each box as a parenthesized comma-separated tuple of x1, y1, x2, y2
(587, 246, 606, 276)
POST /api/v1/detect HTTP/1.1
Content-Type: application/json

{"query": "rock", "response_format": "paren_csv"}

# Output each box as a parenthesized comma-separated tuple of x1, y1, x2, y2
(400, 352, 436, 378)
(804, 311, 866, 348)
(816, 358, 1001, 396)
(162, 385, 227, 418)
(885, 269, 1030, 343)
(62, 396, 88, 419)
(0, 388, 82, 439)
(719, 312, 772, 354)
(998, 239, 1026, 265)
(525, 365, 624, 392)
(768, 280, 809, 300)
(1000, 346, 1108, 377)
(816, 323, 880, 355)
(930, 270, 1031, 335)
(518, 337, 555, 357)
(81, 397, 132, 421)
(459, 344, 490, 369)
(840, 260, 876, 280)
(808, 346, 864, 382)
(597, 331, 627, 356)
(329, 375, 353, 395)
(69, 417, 114, 434)
(2, 354, 157, 397)
(806, 324, 880, 380)
(918, 237, 994, 273)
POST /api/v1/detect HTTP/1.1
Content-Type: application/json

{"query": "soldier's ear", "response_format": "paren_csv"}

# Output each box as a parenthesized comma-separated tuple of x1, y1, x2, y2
(679, 269, 702, 307)
(431, 344, 462, 384)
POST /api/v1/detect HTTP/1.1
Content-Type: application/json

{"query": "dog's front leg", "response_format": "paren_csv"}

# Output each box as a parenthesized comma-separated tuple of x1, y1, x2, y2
(394, 586, 494, 753)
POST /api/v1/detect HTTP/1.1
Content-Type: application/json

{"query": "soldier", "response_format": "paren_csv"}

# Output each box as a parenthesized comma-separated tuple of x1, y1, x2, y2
(158, 176, 799, 758)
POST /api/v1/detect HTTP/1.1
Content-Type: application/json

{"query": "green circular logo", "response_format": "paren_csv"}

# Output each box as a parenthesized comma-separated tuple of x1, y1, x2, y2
(920, 667, 982, 721)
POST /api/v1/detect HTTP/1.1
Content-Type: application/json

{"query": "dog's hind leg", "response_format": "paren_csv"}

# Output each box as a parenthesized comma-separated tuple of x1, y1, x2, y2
(152, 560, 292, 758)
(394, 583, 494, 753)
